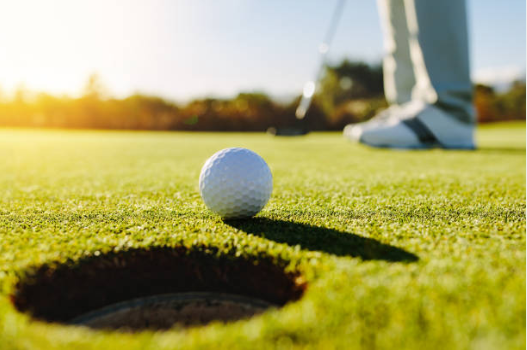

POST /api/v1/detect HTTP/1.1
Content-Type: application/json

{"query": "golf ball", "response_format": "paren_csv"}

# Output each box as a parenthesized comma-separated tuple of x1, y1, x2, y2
(199, 147, 273, 219)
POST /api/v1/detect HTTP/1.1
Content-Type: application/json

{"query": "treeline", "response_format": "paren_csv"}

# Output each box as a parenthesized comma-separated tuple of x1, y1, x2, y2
(0, 90, 332, 132)
(0, 60, 524, 131)
(474, 82, 526, 123)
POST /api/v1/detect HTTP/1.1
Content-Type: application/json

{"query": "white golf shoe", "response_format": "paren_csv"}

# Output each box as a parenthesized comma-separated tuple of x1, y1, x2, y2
(343, 105, 401, 142)
(344, 101, 475, 149)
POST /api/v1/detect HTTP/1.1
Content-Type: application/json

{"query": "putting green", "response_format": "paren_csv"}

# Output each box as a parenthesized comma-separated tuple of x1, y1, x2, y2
(0, 122, 525, 349)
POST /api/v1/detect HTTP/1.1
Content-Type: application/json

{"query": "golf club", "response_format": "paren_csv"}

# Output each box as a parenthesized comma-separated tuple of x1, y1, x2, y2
(270, 0, 347, 136)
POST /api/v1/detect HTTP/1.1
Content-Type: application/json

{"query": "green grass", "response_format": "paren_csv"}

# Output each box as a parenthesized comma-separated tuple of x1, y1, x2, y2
(0, 122, 525, 349)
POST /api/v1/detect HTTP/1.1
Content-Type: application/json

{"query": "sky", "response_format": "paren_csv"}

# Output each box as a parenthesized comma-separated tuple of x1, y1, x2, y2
(0, 0, 525, 101)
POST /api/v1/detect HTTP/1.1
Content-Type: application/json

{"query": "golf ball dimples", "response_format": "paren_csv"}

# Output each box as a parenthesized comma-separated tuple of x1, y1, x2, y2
(199, 147, 273, 219)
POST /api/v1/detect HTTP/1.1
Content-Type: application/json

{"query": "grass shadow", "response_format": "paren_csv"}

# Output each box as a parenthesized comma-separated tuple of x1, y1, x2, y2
(225, 218, 418, 263)
(476, 147, 525, 155)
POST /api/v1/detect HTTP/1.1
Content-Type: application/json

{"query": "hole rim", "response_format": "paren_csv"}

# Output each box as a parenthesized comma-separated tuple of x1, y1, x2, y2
(10, 245, 307, 331)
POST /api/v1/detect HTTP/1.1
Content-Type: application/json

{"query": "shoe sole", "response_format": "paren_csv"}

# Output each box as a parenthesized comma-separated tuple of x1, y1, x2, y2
(359, 138, 476, 150)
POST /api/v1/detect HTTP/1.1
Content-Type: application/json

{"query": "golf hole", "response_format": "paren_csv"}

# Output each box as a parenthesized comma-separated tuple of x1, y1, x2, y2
(11, 247, 306, 332)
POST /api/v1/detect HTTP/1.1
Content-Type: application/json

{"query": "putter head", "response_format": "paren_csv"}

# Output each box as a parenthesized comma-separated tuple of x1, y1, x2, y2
(267, 126, 309, 136)
(269, 80, 315, 137)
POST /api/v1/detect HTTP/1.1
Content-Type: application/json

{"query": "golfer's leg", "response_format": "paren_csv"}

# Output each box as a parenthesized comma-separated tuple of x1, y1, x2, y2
(343, 0, 414, 141)
(346, 0, 474, 148)
(377, 0, 415, 105)
(404, 0, 474, 124)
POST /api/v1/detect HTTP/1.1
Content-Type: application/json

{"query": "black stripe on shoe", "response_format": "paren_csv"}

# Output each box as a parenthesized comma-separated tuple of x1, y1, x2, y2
(401, 118, 438, 144)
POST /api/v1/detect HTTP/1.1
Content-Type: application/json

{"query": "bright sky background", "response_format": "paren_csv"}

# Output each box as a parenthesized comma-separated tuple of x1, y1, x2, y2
(0, 0, 525, 101)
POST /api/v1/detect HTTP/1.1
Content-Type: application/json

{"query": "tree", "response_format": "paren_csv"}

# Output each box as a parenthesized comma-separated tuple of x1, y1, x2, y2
(315, 60, 386, 127)
(82, 74, 108, 100)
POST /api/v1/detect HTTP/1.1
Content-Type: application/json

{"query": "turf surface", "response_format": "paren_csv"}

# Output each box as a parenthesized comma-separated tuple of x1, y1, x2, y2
(0, 122, 525, 349)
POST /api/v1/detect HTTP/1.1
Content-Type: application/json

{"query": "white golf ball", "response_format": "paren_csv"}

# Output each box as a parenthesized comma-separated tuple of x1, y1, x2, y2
(199, 147, 273, 219)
